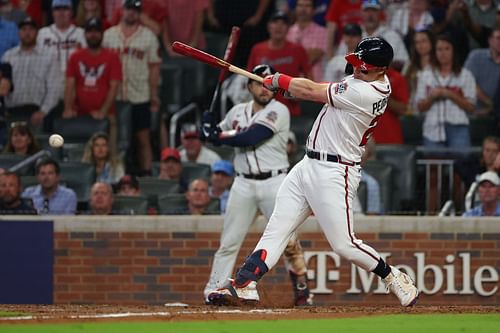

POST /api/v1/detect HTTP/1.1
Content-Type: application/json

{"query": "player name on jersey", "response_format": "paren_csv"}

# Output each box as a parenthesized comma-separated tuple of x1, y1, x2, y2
(305, 251, 498, 297)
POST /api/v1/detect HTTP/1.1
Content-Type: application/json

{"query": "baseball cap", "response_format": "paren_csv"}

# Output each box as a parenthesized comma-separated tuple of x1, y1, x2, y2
(52, 0, 72, 8)
(123, 0, 142, 10)
(269, 11, 289, 24)
(343, 23, 362, 36)
(161, 147, 181, 162)
(181, 123, 200, 140)
(84, 17, 103, 31)
(212, 160, 234, 177)
(362, 0, 381, 10)
(117, 175, 139, 190)
(477, 171, 500, 186)
(18, 16, 37, 29)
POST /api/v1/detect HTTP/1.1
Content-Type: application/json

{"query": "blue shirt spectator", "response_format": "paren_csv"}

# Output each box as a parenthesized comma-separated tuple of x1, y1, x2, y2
(209, 160, 234, 214)
(362, 170, 382, 215)
(463, 171, 500, 217)
(22, 184, 77, 215)
(0, 17, 19, 58)
(463, 202, 500, 217)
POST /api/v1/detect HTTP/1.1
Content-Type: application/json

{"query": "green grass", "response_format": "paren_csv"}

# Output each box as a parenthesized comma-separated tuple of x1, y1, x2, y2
(0, 314, 498, 333)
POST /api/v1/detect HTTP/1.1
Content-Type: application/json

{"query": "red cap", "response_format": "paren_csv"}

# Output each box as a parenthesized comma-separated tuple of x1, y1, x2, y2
(161, 147, 181, 162)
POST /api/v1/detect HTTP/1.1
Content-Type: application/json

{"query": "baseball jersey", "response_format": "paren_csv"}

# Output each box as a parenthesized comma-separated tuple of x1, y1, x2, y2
(102, 25, 161, 103)
(66, 48, 122, 115)
(37, 24, 86, 74)
(414, 67, 476, 142)
(306, 75, 392, 163)
(219, 99, 290, 174)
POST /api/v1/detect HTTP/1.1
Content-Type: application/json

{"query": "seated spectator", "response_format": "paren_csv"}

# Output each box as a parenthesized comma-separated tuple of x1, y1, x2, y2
(0, 61, 12, 148)
(88, 181, 113, 215)
(0, 0, 27, 25)
(159, 147, 187, 192)
(463, 171, 500, 217)
(75, 0, 110, 29)
(0, 171, 37, 214)
(81, 132, 124, 184)
(179, 123, 221, 166)
(455, 136, 500, 189)
(3, 121, 40, 155)
(416, 34, 476, 148)
(184, 178, 212, 215)
(0, 11, 19, 58)
(2, 16, 62, 130)
(115, 174, 141, 196)
(22, 157, 77, 214)
(63, 17, 122, 148)
(209, 160, 234, 214)
(323, 23, 362, 82)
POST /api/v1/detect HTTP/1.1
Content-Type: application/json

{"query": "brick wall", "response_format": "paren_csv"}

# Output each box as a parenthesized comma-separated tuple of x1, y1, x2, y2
(42, 216, 500, 306)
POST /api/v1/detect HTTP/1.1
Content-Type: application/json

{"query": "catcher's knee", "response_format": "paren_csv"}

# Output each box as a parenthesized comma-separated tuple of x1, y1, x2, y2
(235, 249, 269, 287)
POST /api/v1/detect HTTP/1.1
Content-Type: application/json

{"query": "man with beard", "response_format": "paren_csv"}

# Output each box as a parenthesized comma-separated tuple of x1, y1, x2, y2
(103, 0, 161, 176)
(63, 17, 122, 148)
(201, 64, 313, 307)
(0, 172, 37, 214)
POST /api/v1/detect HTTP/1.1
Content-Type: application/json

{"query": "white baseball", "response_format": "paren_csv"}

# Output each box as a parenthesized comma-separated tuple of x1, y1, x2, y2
(49, 134, 64, 148)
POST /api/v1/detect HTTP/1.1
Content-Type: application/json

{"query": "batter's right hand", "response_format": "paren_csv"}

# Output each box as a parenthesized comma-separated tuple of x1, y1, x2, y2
(263, 73, 281, 92)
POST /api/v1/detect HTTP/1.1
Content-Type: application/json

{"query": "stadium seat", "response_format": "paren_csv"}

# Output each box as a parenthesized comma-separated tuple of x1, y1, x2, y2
(157, 193, 188, 215)
(376, 145, 416, 213)
(400, 115, 423, 145)
(469, 116, 497, 146)
(20, 175, 38, 189)
(181, 162, 212, 183)
(206, 144, 235, 162)
(62, 143, 86, 162)
(138, 177, 183, 209)
(53, 116, 109, 144)
(205, 198, 221, 215)
(112, 195, 149, 215)
(59, 161, 95, 202)
(364, 160, 393, 214)
(0, 153, 26, 171)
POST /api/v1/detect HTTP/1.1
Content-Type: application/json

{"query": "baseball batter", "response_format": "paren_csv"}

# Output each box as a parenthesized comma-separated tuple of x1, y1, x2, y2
(207, 38, 419, 307)
(203, 65, 313, 306)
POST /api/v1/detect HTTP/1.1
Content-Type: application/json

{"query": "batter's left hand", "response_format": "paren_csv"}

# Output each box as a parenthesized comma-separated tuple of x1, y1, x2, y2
(263, 73, 281, 92)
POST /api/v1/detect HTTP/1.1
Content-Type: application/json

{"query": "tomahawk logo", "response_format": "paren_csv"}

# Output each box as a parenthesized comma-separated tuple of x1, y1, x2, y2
(304, 251, 499, 297)
(79, 63, 105, 86)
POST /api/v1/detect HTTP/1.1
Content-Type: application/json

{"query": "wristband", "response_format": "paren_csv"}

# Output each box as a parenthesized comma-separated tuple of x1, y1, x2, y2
(277, 74, 292, 90)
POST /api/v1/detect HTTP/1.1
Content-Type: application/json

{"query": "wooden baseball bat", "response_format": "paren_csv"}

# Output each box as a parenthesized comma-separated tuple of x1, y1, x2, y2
(172, 41, 263, 83)
(208, 26, 240, 115)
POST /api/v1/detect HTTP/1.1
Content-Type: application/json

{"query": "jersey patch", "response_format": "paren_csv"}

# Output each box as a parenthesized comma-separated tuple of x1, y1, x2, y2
(265, 111, 278, 123)
(334, 81, 348, 95)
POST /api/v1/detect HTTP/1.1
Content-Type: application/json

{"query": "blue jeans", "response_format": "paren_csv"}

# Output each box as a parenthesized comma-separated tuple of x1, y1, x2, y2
(423, 124, 470, 148)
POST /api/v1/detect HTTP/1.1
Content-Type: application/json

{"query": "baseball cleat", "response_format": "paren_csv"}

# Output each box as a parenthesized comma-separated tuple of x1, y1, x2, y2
(207, 279, 259, 306)
(383, 266, 419, 307)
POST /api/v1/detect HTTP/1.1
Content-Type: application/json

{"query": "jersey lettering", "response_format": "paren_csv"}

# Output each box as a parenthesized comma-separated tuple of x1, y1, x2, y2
(359, 115, 381, 146)
(372, 97, 388, 115)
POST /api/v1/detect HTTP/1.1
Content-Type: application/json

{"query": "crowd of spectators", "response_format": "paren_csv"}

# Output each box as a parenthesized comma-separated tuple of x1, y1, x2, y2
(0, 0, 499, 216)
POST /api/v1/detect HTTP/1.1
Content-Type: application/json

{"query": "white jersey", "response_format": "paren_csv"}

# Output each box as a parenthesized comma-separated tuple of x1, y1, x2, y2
(306, 75, 391, 162)
(219, 99, 290, 174)
(37, 24, 86, 74)
(102, 25, 161, 103)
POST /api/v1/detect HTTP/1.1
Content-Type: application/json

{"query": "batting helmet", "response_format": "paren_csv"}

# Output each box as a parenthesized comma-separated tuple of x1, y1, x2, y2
(248, 64, 276, 83)
(345, 37, 394, 70)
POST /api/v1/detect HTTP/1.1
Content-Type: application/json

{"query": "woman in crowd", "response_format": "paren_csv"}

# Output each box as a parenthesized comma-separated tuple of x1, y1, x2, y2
(3, 121, 40, 156)
(404, 28, 435, 114)
(415, 33, 476, 148)
(81, 132, 124, 184)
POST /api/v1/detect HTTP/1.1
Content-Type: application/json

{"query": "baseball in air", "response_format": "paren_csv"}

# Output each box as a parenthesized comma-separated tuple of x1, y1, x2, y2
(49, 134, 64, 148)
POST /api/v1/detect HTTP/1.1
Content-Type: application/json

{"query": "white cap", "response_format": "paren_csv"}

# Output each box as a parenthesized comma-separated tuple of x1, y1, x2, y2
(477, 171, 499, 186)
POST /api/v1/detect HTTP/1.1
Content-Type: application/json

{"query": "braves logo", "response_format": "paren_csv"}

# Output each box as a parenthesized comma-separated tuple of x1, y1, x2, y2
(79, 62, 105, 86)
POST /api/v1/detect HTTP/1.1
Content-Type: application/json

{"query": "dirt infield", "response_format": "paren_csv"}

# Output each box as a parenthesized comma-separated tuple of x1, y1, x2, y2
(0, 305, 498, 324)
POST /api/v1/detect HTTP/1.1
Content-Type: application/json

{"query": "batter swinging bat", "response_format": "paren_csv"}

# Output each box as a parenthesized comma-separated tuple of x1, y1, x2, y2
(172, 41, 263, 83)
(207, 26, 240, 115)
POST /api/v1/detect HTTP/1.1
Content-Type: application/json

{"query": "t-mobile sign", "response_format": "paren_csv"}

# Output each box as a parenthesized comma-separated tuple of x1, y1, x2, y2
(0, 220, 53, 304)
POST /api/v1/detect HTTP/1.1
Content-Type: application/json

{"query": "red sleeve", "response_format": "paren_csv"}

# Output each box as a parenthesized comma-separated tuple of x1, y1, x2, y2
(325, 0, 340, 24)
(111, 8, 122, 26)
(66, 52, 78, 78)
(109, 52, 122, 81)
(389, 71, 409, 104)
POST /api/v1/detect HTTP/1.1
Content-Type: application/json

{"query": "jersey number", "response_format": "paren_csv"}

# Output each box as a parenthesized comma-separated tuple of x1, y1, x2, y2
(359, 115, 381, 147)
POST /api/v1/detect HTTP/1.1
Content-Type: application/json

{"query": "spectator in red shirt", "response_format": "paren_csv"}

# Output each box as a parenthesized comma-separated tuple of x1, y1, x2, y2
(247, 11, 312, 116)
(324, 0, 362, 58)
(372, 68, 409, 144)
(63, 17, 122, 147)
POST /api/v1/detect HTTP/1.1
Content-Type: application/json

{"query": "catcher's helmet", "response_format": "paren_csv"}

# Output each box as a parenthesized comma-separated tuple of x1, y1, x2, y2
(249, 64, 276, 83)
(345, 37, 394, 70)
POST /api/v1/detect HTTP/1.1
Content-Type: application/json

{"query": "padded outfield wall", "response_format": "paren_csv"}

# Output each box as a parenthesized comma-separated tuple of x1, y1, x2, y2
(0, 215, 498, 305)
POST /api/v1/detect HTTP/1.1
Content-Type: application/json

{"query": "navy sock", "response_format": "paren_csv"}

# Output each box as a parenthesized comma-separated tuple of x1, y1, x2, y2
(372, 258, 391, 278)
